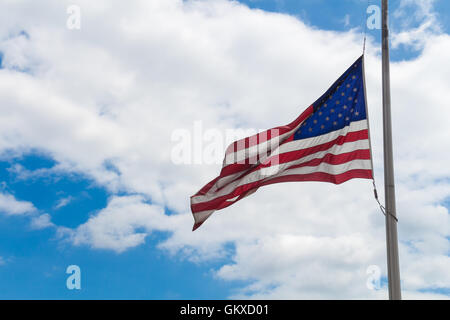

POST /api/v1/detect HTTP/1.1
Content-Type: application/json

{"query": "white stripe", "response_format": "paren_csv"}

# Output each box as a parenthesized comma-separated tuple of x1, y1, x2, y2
(192, 140, 370, 205)
(271, 119, 368, 157)
(193, 159, 371, 218)
(223, 120, 306, 165)
(202, 120, 368, 199)
(193, 210, 214, 224)
(271, 158, 371, 179)
(262, 137, 370, 168)
(224, 119, 367, 165)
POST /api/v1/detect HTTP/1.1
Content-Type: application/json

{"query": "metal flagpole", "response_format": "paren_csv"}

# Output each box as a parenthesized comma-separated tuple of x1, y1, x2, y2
(381, 0, 401, 300)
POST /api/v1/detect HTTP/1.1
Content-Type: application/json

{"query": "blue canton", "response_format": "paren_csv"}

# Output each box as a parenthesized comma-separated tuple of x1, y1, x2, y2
(294, 56, 367, 140)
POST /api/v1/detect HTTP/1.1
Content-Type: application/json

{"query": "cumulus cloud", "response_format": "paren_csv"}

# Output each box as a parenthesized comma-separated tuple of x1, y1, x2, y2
(0, 191, 55, 230)
(0, 192, 36, 215)
(0, 187, 54, 230)
(63, 195, 173, 253)
(30, 213, 54, 230)
(0, 0, 448, 299)
(392, 0, 442, 50)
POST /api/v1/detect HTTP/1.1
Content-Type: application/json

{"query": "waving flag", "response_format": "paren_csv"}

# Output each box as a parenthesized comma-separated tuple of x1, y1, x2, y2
(191, 55, 373, 230)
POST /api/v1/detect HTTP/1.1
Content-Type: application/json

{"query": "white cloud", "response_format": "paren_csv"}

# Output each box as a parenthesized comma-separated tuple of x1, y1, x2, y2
(54, 196, 73, 210)
(392, 0, 441, 50)
(0, 192, 36, 215)
(0, 0, 448, 299)
(30, 213, 54, 229)
(63, 195, 173, 253)
(0, 191, 54, 230)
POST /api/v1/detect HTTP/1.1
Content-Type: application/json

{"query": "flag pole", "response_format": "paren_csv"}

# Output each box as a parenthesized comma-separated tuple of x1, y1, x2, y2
(381, 0, 401, 300)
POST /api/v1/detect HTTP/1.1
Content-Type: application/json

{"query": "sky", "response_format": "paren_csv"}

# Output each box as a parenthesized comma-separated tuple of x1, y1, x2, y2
(0, 0, 449, 299)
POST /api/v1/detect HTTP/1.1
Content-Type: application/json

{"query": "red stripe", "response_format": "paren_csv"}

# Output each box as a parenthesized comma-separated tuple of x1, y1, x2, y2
(192, 222, 203, 231)
(219, 163, 252, 178)
(192, 176, 221, 197)
(259, 169, 373, 186)
(261, 129, 369, 168)
(192, 169, 373, 214)
(286, 148, 370, 170)
(191, 149, 371, 213)
(223, 105, 314, 156)
(194, 109, 314, 197)
(217, 145, 369, 195)
(220, 128, 367, 179)
(215, 130, 369, 193)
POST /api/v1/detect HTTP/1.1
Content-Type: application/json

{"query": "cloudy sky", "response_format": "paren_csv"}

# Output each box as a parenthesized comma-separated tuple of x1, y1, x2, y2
(0, 0, 449, 299)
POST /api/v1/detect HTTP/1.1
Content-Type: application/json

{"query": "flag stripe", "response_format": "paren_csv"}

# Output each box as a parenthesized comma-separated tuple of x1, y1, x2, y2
(192, 129, 369, 204)
(212, 133, 368, 194)
(224, 105, 314, 157)
(192, 151, 371, 212)
(200, 155, 372, 208)
(271, 120, 367, 157)
(191, 159, 372, 213)
(192, 168, 372, 230)
(264, 130, 369, 167)
(258, 169, 373, 187)
(219, 119, 367, 178)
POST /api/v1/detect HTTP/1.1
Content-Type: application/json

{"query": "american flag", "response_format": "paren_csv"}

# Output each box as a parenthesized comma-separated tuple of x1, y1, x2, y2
(191, 55, 373, 230)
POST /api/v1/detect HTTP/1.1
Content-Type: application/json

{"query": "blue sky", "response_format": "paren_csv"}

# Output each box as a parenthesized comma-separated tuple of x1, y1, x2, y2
(0, 0, 449, 299)
(0, 153, 244, 299)
(239, 0, 450, 60)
